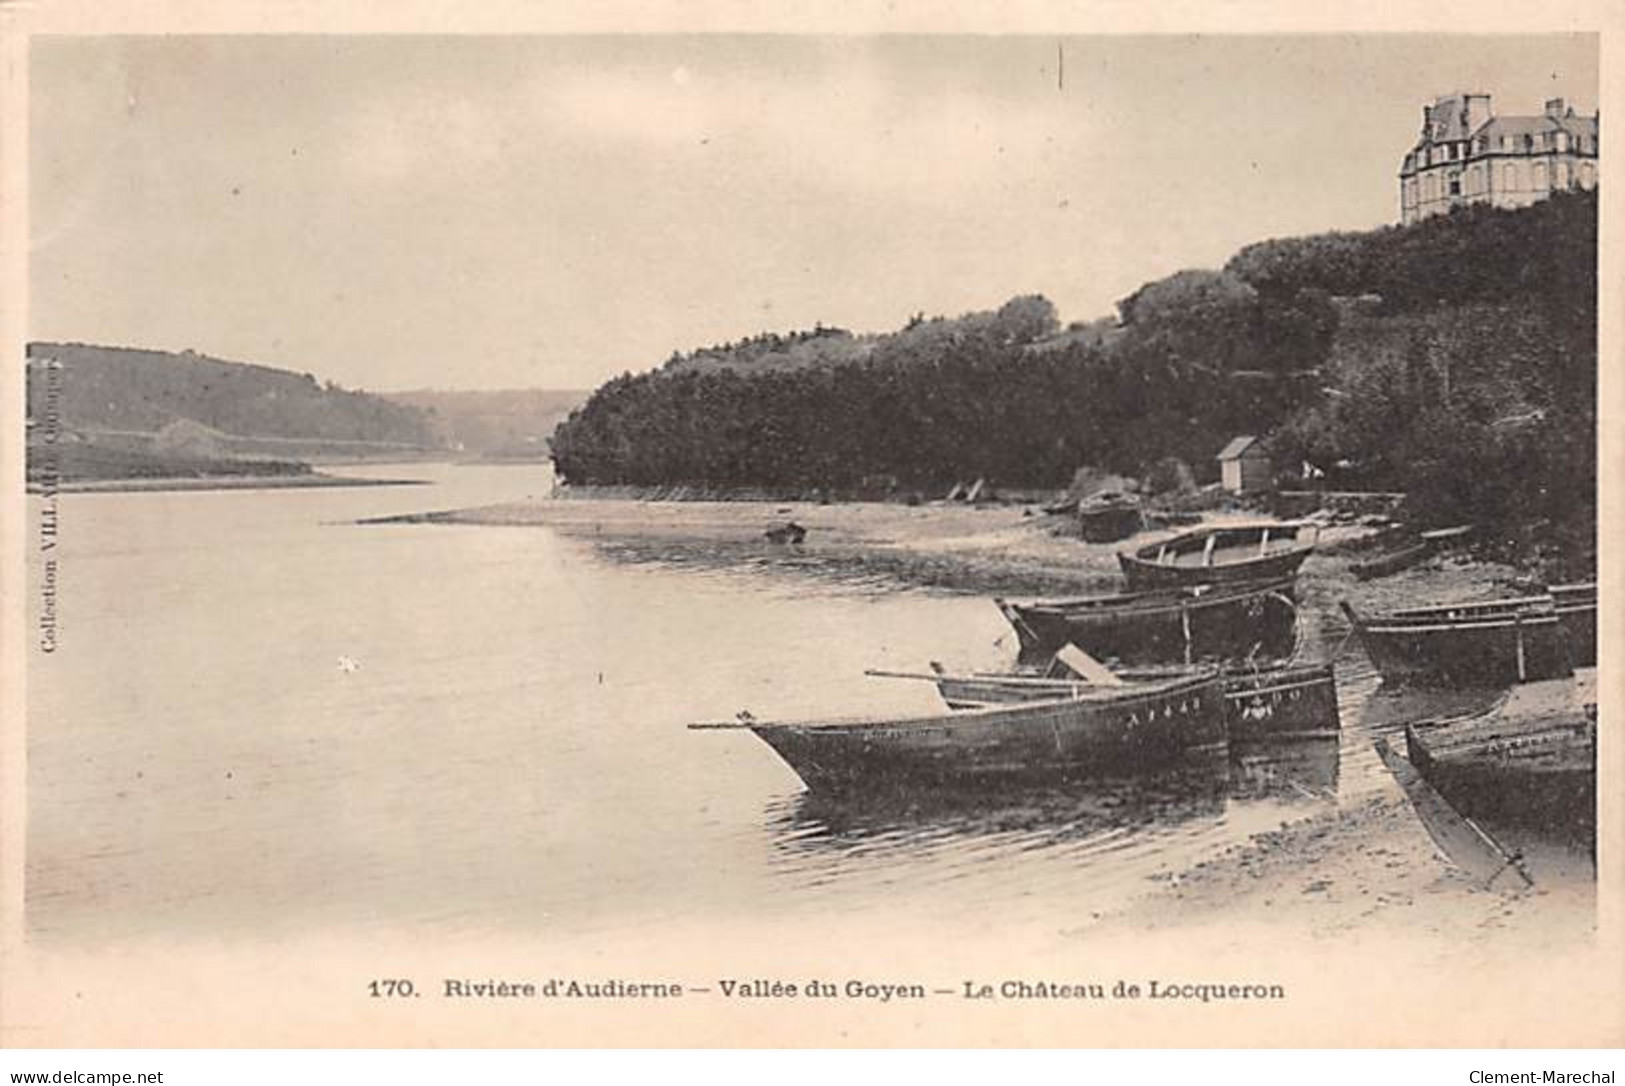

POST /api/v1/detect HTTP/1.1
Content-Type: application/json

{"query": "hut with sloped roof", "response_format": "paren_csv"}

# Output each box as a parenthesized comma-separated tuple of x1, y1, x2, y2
(1217, 435, 1272, 494)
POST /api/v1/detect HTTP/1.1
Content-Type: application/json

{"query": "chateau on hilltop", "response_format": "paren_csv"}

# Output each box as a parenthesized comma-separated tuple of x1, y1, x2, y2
(1399, 93, 1598, 225)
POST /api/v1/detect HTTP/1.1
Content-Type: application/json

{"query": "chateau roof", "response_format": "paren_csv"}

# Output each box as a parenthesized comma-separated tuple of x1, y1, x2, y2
(1477, 113, 1598, 139)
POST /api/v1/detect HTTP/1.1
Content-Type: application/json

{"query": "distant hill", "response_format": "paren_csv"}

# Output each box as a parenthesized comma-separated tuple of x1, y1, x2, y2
(25, 342, 443, 482)
(25, 342, 442, 458)
(384, 388, 590, 460)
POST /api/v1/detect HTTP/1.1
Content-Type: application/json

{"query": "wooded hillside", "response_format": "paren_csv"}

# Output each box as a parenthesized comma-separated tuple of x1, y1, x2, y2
(549, 191, 1594, 538)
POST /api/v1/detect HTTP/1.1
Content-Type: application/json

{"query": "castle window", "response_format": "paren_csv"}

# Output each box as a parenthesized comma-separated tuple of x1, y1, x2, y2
(1581, 161, 1596, 187)
(1534, 160, 1548, 189)
(1555, 161, 1571, 188)
(1504, 163, 1516, 189)
(1449, 176, 1461, 196)
(1502, 135, 1513, 151)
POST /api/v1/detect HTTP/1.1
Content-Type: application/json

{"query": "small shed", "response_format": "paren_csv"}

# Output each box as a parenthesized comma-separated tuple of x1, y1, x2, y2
(1217, 435, 1272, 494)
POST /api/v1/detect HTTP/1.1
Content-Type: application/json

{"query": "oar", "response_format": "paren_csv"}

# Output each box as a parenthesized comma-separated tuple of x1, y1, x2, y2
(688, 710, 762, 730)
(863, 668, 1080, 687)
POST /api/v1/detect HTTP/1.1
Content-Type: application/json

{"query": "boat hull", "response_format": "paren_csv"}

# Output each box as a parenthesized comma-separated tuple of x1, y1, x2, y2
(749, 673, 1226, 792)
(1345, 604, 1573, 687)
(934, 662, 1338, 741)
(1222, 662, 1341, 741)
(1405, 715, 1594, 844)
(1118, 523, 1315, 590)
(996, 578, 1298, 666)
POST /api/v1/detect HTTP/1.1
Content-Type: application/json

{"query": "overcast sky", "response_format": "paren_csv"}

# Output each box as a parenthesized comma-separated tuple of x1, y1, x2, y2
(29, 34, 1598, 391)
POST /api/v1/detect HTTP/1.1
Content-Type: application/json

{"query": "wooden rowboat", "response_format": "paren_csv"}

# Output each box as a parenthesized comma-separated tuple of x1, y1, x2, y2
(1118, 522, 1317, 590)
(1351, 541, 1431, 581)
(1404, 680, 1595, 845)
(895, 660, 1338, 741)
(1373, 738, 1534, 888)
(1340, 597, 1574, 688)
(690, 670, 1226, 793)
(994, 576, 1298, 666)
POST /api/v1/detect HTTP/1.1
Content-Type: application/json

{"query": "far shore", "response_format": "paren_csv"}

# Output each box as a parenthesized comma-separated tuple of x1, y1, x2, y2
(31, 472, 429, 496)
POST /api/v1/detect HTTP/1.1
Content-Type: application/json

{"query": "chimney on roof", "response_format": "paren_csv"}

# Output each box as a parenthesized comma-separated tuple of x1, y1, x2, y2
(1545, 97, 1567, 119)
(1464, 93, 1492, 133)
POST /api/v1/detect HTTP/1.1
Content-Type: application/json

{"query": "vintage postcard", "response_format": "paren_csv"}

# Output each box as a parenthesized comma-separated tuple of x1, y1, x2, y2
(1, 1, 1620, 1049)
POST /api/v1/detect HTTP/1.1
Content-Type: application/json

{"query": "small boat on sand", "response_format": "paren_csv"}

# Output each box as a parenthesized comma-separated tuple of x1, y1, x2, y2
(690, 670, 1226, 792)
(1351, 524, 1474, 581)
(1351, 541, 1431, 581)
(885, 659, 1338, 741)
(764, 521, 807, 544)
(1340, 595, 1575, 688)
(1118, 522, 1317, 590)
(1077, 493, 1144, 543)
(1404, 678, 1595, 845)
(994, 576, 1298, 665)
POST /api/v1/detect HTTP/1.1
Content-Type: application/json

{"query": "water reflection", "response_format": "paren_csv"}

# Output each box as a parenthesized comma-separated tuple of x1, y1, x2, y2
(763, 759, 1228, 872)
(1229, 738, 1340, 799)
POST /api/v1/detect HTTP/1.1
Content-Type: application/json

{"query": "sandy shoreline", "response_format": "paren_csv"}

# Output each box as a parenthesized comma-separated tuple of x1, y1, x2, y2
(364, 495, 1595, 946)
(364, 495, 1539, 605)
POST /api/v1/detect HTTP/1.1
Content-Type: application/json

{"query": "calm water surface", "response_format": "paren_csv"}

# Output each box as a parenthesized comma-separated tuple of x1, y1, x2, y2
(23, 464, 1585, 944)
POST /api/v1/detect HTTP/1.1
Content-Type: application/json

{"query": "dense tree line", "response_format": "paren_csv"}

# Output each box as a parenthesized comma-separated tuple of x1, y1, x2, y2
(552, 191, 1595, 537)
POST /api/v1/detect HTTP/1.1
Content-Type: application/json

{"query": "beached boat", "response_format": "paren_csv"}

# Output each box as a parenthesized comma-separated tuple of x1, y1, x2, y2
(1373, 738, 1534, 888)
(1340, 596, 1574, 687)
(1077, 494, 1144, 543)
(1404, 680, 1595, 845)
(1351, 524, 1474, 581)
(690, 670, 1226, 792)
(905, 660, 1338, 741)
(1117, 522, 1317, 590)
(1351, 541, 1430, 581)
(994, 576, 1298, 665)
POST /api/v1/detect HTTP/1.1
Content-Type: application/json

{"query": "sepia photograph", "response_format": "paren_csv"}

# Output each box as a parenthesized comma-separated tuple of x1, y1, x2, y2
(1, 5, 1620, 1055)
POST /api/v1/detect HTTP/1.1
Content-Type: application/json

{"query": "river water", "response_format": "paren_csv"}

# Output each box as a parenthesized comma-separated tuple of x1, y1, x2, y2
(22, 463, 1590, 945)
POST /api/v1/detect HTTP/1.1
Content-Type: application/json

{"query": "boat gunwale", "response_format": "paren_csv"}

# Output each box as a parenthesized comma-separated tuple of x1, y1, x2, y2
(955, 656, 1326, 699)
(1386, 594, 1555, 619)
(999, 575, 1297, 617)
(1352, 612, 1565, 634)
(1405, 720, 1595, 766)
(744, 670, 1221, 733)
(1121, 521, 1317, 566)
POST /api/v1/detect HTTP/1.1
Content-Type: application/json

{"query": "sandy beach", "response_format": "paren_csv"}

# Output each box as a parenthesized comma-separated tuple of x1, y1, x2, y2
(368, 494, 1539, 604)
